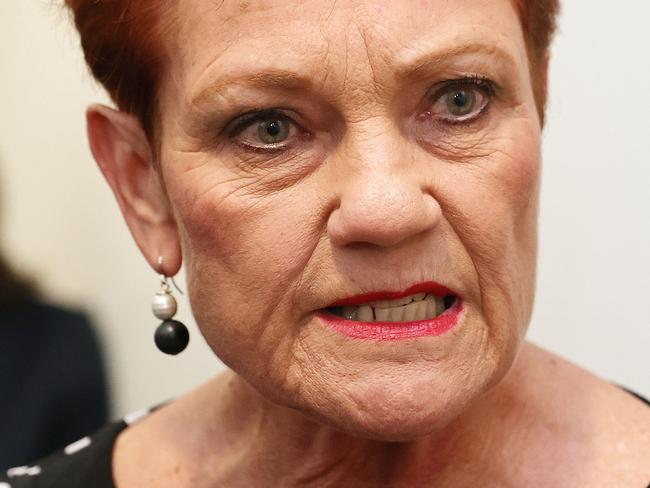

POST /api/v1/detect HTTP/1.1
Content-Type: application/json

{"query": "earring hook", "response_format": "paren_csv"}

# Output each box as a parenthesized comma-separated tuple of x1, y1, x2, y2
(158, 256, 184, 295)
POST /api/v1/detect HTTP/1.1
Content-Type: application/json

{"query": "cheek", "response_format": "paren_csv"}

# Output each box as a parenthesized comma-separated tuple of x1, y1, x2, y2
(436, 121, 540, 325)
(167, 164, 323, 350)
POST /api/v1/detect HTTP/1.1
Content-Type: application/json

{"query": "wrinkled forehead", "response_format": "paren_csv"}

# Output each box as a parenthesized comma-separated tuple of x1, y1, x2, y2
(166, 0, 528, 107)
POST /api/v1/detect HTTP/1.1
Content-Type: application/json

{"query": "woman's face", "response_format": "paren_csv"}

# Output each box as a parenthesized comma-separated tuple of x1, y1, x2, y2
(157, 0, 541, 439)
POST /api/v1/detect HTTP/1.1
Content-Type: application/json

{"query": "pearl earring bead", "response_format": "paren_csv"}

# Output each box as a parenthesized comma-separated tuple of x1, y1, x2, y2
(152, 291, 177, 320)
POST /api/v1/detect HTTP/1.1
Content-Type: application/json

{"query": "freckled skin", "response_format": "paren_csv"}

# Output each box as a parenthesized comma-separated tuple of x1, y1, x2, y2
(97, 0, 650, 486)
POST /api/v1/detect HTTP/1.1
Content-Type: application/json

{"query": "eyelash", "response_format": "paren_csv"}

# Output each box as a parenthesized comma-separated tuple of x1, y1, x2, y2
(226, 75, 496, 151)
(441, 74, 494, 95)
(227, 109, 291, 137)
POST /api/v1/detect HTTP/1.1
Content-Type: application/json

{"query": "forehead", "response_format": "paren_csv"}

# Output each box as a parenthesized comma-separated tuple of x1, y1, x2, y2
(168, 0, 527, 106)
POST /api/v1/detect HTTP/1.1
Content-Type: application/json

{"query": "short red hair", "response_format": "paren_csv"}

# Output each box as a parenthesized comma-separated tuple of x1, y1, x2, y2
(65, 0, 177, 139)
(65, 0, 560, 139)
(512, 0, 561, 123)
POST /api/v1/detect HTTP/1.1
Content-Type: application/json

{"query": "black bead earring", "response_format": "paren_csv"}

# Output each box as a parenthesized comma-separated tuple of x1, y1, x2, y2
(152, 257, 189, 355)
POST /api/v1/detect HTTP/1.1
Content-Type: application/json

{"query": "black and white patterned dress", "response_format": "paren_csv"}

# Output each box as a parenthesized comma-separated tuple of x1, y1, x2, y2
(0, 407, 152, 488)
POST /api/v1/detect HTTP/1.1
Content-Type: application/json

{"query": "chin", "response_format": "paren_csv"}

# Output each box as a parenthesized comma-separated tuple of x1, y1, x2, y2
(309, 376, 484, 442)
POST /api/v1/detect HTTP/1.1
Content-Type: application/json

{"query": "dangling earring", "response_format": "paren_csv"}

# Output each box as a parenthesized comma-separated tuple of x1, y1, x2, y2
(152, 257, 189, 355)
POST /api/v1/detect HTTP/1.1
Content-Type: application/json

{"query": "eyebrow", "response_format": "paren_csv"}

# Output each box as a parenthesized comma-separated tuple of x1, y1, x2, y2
(395, 42, 520, 81)
(190, 42, 518, 108)
(191, 71, 312, 108)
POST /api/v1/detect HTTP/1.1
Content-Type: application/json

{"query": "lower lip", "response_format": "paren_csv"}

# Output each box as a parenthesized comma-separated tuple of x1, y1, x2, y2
(316, 299, 464, 341)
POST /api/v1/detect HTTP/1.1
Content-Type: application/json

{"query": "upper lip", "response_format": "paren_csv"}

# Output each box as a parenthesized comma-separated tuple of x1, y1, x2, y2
(326, 281, 458, 308)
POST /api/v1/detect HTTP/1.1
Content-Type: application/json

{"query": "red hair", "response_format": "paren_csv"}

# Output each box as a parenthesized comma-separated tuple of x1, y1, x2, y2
(65, 0, 174, 138)
(65, 0, 560, 138)
(513, 0, 561, 123)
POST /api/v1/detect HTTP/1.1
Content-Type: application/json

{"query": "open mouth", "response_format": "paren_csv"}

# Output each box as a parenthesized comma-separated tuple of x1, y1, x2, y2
(323, 293, 458, 323)
(316, 282, 464, 340)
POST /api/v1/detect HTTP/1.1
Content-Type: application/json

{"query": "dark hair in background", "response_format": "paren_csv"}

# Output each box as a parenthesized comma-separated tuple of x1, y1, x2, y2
(0, 256, 36, 309)
(0, 166, 36, 309)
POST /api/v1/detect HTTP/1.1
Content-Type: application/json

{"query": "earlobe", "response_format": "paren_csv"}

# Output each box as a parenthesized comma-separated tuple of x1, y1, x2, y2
(86, 104, 181, 276)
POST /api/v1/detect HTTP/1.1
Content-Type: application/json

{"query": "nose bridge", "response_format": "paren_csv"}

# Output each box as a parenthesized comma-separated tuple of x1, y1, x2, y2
(327, 118, 441, 248)
(342, 113, 417, 173)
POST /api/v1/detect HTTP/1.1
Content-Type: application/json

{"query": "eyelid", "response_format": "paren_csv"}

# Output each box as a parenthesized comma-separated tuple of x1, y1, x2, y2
(429, 76, 495, 104)
(227, 108, 293, 137)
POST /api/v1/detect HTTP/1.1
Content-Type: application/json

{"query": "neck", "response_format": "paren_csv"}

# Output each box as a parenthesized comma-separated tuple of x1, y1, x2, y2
(203, 351, 537, 487)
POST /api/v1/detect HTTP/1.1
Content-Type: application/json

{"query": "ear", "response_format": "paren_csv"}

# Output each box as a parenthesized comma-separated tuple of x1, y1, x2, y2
(86, 104, 181, 276)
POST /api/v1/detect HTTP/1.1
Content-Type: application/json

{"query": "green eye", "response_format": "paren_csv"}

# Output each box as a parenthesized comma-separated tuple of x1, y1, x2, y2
(229, 110, 299, 151)
(257, 118, 290, 144)
(445, 89, 477, 117)
(424, 78, 493, 125)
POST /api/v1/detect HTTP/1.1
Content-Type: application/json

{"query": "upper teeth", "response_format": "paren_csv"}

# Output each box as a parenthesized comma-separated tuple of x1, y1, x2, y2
(339, 293, 448, 322)
(369, 292, 427, 309)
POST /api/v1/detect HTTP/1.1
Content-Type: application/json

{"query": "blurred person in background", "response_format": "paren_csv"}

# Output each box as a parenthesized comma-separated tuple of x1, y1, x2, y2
(0, 171, 109, 469)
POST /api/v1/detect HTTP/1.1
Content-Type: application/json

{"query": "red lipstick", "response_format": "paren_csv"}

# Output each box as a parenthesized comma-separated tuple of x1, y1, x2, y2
(317, 281, 464, 341)
(328, 281, 455, 307)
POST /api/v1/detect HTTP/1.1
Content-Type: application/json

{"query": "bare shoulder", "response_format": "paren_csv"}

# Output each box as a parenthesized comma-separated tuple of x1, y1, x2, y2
(519, 342, 650, 425)
(112, 372, 236, 488)
(112, 396, 202, 487)
(515, 342, 650, 483)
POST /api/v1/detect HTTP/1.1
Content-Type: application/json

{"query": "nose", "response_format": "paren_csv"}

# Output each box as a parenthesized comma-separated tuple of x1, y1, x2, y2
(327, 134, 442, 249)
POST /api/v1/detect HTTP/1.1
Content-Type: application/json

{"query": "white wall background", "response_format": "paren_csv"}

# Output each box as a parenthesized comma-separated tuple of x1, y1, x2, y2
(0, 1, 648, 417)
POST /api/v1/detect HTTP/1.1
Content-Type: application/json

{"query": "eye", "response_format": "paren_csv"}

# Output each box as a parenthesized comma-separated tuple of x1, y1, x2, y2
(446, 89, 477, 116)
(257, 119, 290, 144)
(427, 78, 493, 124)
(229, 110, 298, 150)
